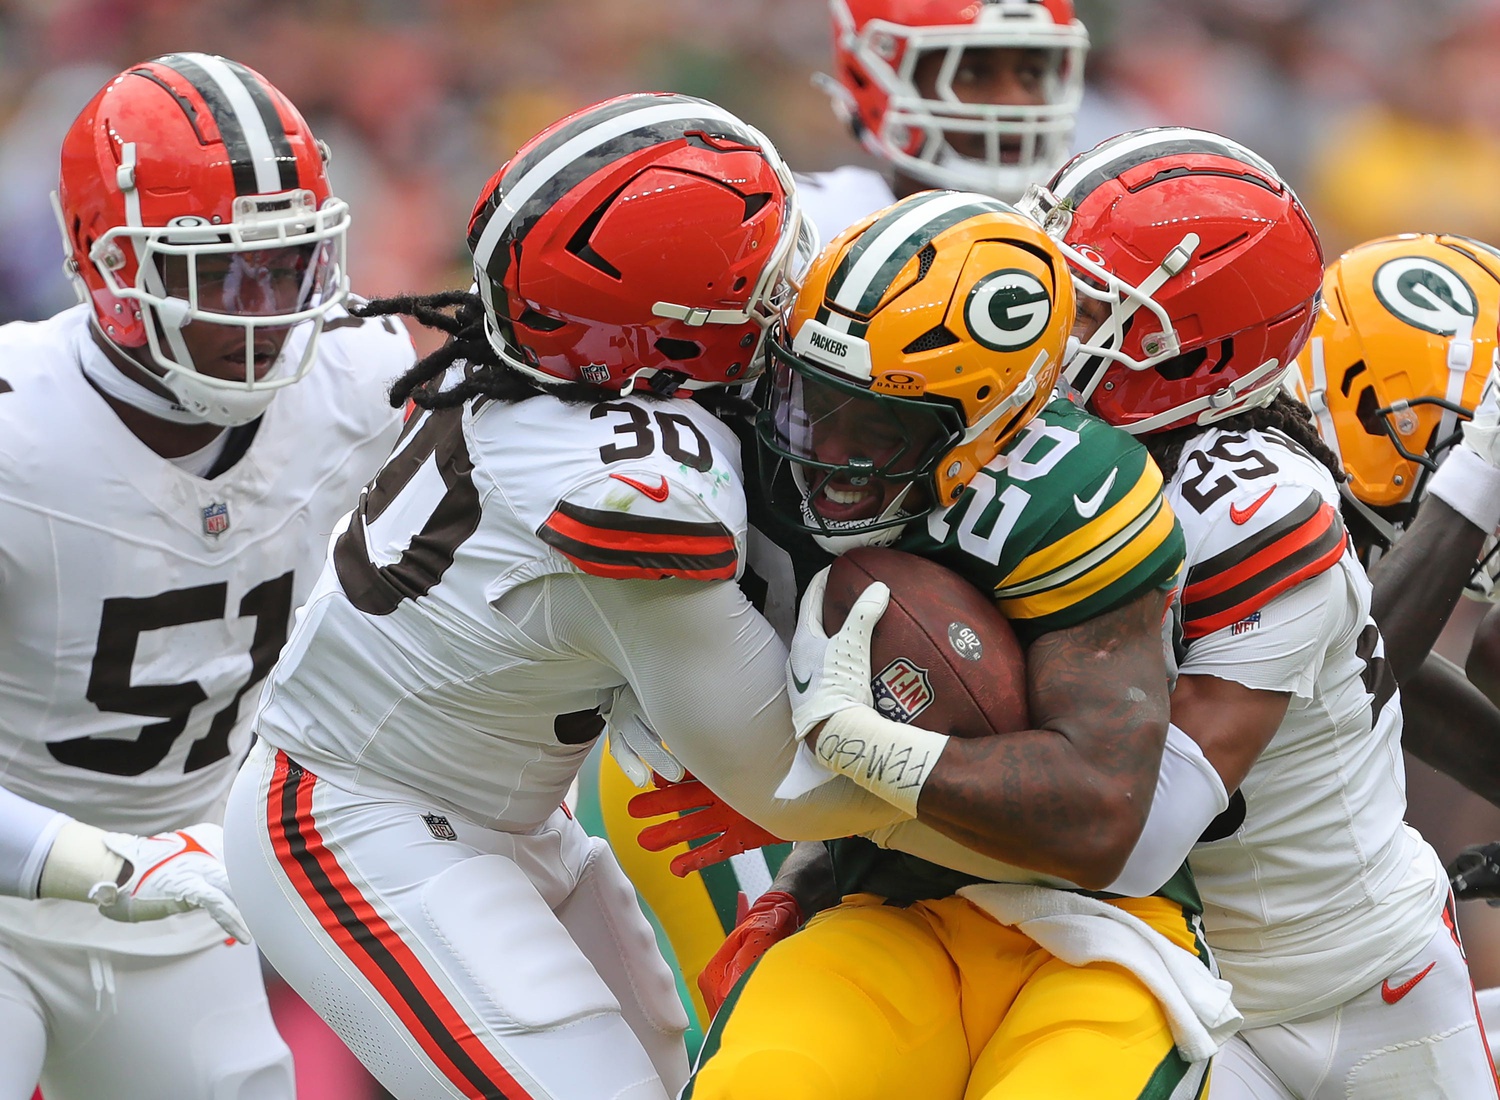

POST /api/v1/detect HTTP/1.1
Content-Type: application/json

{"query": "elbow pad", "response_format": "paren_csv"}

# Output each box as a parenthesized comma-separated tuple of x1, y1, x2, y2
(1105, 724, 1228, 897)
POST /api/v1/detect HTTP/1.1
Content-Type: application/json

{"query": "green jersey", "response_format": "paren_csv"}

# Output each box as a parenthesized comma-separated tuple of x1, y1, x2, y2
(742, 398, 1193, 908)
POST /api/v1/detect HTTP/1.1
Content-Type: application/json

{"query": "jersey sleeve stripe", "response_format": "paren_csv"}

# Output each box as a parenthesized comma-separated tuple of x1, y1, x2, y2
(1181, 500, 1348, 638)
(997, 496, 1181, 621)
(539, 502, 738, 581)
(1001, 452, 1163, 586)
(1183, 493, 1323, 596)
(996, 487, 1166, 599)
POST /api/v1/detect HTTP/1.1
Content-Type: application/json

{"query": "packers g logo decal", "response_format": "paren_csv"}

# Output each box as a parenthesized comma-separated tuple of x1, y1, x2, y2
(1373, 257, 1477, 336)
(965, 269, 1052, 352)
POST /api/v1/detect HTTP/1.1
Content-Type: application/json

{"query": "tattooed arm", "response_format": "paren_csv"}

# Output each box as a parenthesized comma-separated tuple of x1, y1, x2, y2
(871, 587, 1172, 890)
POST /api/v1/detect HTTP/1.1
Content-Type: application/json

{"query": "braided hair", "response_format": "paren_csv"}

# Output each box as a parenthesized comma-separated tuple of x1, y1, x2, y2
(1142, 390, 1346, 483)
(352, 290, 757, 420)
(352, 290, 599, 410)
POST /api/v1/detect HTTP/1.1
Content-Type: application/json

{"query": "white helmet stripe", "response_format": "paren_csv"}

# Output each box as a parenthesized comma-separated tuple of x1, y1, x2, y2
(470, 100, 781, 278)
(822, 191, 996, 334)
(1051, 126, 1279, 204)
(172, 52, 284, 195)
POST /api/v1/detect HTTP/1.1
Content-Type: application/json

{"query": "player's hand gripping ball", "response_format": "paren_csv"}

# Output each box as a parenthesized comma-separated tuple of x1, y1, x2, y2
(822, 546, 1030, 738)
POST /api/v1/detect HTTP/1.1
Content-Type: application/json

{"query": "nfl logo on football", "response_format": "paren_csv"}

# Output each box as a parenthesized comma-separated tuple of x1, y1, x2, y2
(872, 658, 934, 722)
(202, 502, 230, 537)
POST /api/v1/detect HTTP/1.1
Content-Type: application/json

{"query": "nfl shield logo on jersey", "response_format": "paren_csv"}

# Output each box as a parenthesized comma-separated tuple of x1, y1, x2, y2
(202, 502, 230, 537)
(871, 658, 934, 722)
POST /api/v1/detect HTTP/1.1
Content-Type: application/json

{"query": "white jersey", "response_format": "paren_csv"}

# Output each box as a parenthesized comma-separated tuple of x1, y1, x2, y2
(255, 387, 914, 848)
(1168, 425, 1447, 1028)
(0, 303, 408, 950)
(796, 166, 897, 253)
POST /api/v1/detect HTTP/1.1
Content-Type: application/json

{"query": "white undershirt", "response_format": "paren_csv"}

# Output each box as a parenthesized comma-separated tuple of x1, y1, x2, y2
(166, 430, 231, 478)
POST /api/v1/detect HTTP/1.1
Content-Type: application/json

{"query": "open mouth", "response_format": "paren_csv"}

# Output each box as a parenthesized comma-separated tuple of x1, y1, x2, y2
(814, 478, 886, 522)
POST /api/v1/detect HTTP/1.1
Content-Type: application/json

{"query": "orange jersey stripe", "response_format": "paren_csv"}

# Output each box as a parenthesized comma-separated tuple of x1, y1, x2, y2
(1183, 501, 1338, 605)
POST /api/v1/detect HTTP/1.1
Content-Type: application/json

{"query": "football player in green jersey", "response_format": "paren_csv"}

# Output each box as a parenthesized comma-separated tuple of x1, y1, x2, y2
(666, 193, 1242, 1099)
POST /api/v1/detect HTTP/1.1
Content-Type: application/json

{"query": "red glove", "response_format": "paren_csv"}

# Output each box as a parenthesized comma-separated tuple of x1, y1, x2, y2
(698, 890, 803, 1017)
(628, 775, 785, 877)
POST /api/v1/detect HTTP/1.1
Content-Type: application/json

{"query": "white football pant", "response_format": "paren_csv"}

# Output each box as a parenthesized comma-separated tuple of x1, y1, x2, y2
(224, 742, 689, 1100)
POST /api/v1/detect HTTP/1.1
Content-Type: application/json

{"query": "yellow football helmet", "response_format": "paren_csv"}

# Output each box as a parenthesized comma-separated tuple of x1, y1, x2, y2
(1294, 233, 1500, 552)
(755, 189, 1075, 550)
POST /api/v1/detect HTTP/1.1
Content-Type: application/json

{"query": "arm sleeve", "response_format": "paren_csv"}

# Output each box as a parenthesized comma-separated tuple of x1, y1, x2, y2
(550, 572, 908, 840)
(0, 785, 68, 899)
(1178, 562, 1344, 698)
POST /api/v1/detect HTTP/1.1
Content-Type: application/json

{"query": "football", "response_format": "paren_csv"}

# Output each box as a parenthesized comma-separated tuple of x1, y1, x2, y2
(823, 546, 1029, 738)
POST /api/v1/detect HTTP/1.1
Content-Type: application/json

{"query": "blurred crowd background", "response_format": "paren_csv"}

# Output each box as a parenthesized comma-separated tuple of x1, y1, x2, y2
(5, 0, 1500, 1094)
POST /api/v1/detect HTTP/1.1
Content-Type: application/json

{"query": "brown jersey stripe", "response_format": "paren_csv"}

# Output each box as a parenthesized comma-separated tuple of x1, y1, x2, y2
(266, 752, 532, 1099)
(1183, 492, 1324, 596)
(539, 502, 738, 579)
(1183, 507, 1347, 638)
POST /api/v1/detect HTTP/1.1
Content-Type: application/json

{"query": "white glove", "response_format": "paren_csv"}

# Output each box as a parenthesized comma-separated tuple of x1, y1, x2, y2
(785, 566, 890, 741)
(93, 824, 251, 943)
(604, 684, 685, 787)
(1461, 364, 1500, 468)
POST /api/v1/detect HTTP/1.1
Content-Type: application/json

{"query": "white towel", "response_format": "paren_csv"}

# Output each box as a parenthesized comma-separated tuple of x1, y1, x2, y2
(956, 882, 1241, 1063)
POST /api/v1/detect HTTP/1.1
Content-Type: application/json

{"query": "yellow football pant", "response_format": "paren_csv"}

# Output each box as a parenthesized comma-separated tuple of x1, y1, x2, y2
(577, 741, 792, 1033)
(685, 892, 1212, 1100)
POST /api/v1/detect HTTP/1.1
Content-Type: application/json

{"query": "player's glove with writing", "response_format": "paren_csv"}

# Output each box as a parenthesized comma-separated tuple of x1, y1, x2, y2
(1449, 841, 1500, 907)
(95, 824, 252, 942)
(786, 567, 889, 742)
(697, 890, 803, 1018)
(629, 775, 784, 877)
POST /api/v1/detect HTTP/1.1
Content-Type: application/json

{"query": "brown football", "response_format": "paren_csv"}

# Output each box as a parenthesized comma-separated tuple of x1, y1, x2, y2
(823, 546, 1029, 738)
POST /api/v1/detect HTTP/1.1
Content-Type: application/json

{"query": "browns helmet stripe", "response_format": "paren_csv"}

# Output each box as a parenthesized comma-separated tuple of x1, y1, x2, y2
(219, 58, 299, 191)
(153, 52, 292, 196)
(468, 94, 772, 289)
(1049, 126, 1282, 212)
(818, 192, 1009, 335)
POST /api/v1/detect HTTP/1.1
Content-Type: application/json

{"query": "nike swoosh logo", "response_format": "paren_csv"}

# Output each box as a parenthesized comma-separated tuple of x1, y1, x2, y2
(1230, 487, 1275, 525)
(1381, 961, 1436, 1004)
(1073, 469, 1117, 518)
(791, 667, 811, 694)
(610, 473, 670, 502)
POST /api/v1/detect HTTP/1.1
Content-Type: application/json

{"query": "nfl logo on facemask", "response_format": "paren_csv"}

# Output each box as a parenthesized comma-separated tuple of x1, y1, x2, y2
(871, 658, 934, 723)
(202, 502, 230, 537)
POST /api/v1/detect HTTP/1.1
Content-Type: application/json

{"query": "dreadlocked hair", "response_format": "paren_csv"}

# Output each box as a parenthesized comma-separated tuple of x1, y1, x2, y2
(1143, 390, 1347, 483)
(352, 290, 600, 410)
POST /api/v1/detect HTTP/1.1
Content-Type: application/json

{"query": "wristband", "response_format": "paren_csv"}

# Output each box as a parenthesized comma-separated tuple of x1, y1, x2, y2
(37, 820, 126, 904)
(1429, 446, 1500, 535)
(813, 707, 949, 817)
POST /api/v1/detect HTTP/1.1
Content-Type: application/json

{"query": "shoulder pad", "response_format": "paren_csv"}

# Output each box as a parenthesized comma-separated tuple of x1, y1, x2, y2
(312, 302, 417, 383)
(1174, 431, 1348, 639)
(533, 398, 747, 582)
(915, 401, 1183, 638)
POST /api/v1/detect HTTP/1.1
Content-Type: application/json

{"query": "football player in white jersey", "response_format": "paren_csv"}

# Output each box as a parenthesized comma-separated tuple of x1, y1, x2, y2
(798, 0, 1089, 245)
(1028, 128, 1499, 1097)
(0, 54, 411, 1100)
(220, 92, 1058, 1100)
